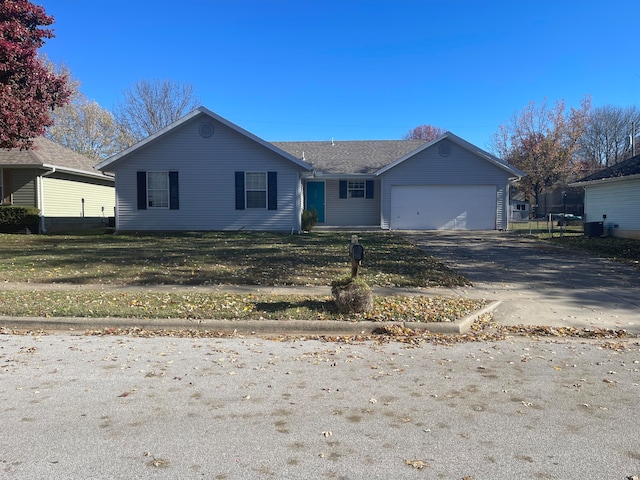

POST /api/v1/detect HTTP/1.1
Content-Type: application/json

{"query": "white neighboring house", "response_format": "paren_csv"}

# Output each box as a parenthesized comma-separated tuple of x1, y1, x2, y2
(570, 154, 640, 239)
(0, 137, 115, 233)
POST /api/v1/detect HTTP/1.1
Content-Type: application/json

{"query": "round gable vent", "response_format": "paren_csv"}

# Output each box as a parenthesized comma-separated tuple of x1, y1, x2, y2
(438, 142, 452, 157)
(199, 122, 214, 138)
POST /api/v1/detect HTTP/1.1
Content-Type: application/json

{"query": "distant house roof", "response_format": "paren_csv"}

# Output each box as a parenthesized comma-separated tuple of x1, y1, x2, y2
(571, 154, 640, 185)
(0, 136, 111, 180)
(273, 140, 427, 175)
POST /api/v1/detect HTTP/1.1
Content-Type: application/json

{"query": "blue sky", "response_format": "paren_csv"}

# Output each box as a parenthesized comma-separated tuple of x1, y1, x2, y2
(40, 0, 640, 150)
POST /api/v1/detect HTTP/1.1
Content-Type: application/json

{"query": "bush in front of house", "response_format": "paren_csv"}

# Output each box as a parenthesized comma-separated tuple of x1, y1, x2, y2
(0, 206, 40, 233)
(331, 275, 373, 314)
(301, 209, 318, 231)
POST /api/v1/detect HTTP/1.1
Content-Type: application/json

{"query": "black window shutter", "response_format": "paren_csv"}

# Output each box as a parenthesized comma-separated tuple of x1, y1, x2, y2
(169, 171, 179, 209)
(339, 180, 347, 199)
(235, 171, 245, 210)
(137, 171, 147, 210)
(365, 180, 374, 199)
(268, 172, 277, 210)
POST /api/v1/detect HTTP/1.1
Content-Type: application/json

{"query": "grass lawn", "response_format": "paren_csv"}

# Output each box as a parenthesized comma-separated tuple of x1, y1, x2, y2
(0, 231, 467, 287)
(511, 221, 640, 265)
(547, 235, 640, 265)
(0, 290, 485, 324)
(0, 231, 479, 323)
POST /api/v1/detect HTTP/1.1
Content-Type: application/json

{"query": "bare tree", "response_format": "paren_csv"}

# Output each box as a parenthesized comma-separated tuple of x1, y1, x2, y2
(491, 96, 591, 209)
(402, 124, 446, 141)
(114, 79, 201, 145)
(578, 105, 640, 171)
(48, 92, 131, 160)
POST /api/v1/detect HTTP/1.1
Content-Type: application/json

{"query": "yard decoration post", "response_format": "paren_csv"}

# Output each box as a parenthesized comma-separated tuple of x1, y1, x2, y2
(331, 235, 372, 313)
(349, 235, 365, 277)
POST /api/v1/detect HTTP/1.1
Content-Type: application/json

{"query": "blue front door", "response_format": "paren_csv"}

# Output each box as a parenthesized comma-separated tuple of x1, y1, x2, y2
(306, 181, 325, 223)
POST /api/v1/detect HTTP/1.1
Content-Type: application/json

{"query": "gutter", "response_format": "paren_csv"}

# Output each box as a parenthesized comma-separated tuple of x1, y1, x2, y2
(38, 167, 57, 233)
(41, 163, 114, 182)
(569, 172, 640, 187)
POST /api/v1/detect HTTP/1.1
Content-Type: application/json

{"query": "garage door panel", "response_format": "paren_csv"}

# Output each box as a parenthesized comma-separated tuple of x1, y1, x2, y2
(391, 186, 496, 230)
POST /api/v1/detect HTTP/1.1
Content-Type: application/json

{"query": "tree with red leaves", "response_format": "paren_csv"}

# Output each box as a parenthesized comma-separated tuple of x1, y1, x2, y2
(0, 0, 71, 149)
(403, 124, 446, 141)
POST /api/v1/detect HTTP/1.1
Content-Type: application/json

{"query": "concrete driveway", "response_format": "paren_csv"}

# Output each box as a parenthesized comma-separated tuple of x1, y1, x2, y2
(400, 231, 640, 335)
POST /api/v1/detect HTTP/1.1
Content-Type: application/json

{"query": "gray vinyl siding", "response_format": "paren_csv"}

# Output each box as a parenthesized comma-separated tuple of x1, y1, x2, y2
(584, 178, 640, 237)
(11, 169, 37, 207)
(112, 115, 304, 232)
(323, 179, 379, 226)
(380, 141, 512, 230)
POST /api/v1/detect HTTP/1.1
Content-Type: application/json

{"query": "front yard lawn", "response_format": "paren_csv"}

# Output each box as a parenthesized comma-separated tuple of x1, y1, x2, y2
(547, 235, 640, 265)
(0, 290, 486, 323)
(0, 231, 468, 287)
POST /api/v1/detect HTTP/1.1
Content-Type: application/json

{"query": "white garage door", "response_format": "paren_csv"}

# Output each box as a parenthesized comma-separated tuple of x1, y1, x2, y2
(390, 185, 497, 230)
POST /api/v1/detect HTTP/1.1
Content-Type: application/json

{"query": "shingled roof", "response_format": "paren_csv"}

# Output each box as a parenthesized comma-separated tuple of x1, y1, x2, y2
(272, 140, 427, 174)
(573, 154, 640, 184)
(0, 137, 109, 178)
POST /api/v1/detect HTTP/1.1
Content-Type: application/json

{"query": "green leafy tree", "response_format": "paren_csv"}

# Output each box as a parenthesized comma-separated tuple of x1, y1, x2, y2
(0, 0, 71, 149)
(491, 96, 591, 210)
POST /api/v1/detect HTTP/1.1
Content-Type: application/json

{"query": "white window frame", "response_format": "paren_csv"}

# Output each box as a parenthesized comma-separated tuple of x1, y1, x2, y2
(147, 171, 170, 208)
(246, 172, 267, 209)
(348, 180, 365, 198)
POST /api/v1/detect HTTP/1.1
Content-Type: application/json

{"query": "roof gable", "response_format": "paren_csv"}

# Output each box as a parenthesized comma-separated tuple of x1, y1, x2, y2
(573, 154, 640, 184)
(96, 107, 313, 172)
(0, 137, 112, 180)
(273, 140, 427, 175)
(375, 132, 525, 177)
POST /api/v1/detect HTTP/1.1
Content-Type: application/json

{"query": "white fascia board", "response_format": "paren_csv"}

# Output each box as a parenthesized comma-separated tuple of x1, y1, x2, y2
(570, 173, 640, 187)
(308, 173, 376, 179)
(41, 163, 115, 182)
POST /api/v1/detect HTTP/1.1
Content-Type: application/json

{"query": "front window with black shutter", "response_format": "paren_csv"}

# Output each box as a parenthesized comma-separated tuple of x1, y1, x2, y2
(137, 171, 179, 210)
(236, 171, 277, 210)
(339, 180, 375, 199)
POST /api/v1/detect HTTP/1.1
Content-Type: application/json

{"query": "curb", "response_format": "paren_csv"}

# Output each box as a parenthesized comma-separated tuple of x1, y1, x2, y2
(0, 301, 500, 336)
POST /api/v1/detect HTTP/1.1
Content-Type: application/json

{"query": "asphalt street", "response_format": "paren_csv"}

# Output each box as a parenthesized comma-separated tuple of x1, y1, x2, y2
(1, 333, 639, 479)
(2, 231, 640, 479)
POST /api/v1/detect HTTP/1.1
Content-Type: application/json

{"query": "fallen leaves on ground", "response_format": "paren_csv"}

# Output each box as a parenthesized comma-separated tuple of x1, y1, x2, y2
(405, 459, 429, 469)
(0, 231, 469, 287)
(0, 290, 485, 323)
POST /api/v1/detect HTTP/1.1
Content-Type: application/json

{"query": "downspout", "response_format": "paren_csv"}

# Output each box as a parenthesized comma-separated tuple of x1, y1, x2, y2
(38, 167, 56, 233)
(507, 176, 521, 231)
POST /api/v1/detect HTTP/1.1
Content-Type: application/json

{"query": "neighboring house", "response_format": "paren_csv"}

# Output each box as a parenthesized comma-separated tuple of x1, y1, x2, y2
(508, 190, 531, 222)
(96, 107, 524, 233)
(570, 154, 640, 239)
(0, 137, 115, 233)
